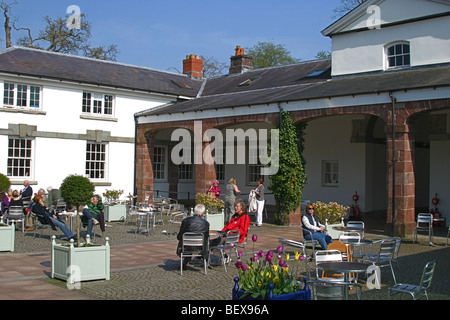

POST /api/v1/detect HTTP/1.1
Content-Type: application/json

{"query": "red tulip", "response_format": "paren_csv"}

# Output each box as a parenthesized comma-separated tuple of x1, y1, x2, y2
(252, 234, 257, 242)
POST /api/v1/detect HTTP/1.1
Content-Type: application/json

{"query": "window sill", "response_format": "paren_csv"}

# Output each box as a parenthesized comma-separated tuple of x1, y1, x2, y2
(1, 106, 46, 115)
(91, 181, 112, 187)
(80, 114, 118, 122)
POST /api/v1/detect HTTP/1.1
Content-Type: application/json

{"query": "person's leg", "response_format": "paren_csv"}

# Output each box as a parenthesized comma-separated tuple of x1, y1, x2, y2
(312, 232, 329, 250)
(82, 208, 96, 236)
(255, 200, 264, 226)
(50, 216, 75, 239)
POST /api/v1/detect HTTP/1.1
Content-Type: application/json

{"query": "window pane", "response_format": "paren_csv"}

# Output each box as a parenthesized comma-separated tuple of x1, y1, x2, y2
(7, 138, 32, 178)
(86, 142, 107, 180)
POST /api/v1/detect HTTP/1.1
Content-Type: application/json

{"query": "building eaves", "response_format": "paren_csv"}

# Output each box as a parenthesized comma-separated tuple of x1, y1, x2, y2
(0, 46, 202, 98)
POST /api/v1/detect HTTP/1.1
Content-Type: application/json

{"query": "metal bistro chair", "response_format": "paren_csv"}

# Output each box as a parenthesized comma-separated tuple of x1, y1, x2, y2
(361, 238, 398, 284)
(388, 261, 436, 300)
(301, 227, 320, 259)
(168, 211, 186, 235)
(278, 238, 311, 278)
(180, 232, 208, 276)
(5, 206, 25, 233)
(210, 230, 240, 272)
(413, 213, 434, 245)
(339, 231, 363, 260)
(308, 279, 362, 300)
(314, 250, 345, 281)
(347, 221, 365, 238)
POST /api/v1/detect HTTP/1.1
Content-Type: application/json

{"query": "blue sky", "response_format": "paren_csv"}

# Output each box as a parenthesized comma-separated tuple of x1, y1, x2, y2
(4, 0, 344, 73)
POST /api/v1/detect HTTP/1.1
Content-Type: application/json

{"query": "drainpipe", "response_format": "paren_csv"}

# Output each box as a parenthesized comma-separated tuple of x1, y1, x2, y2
(133, 115, 138, 206)
(389, 92, 397, 236)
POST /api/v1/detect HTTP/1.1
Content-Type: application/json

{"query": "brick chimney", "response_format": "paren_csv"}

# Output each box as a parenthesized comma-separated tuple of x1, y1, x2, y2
(183, 54, 203, 79)
(229, 46, 253, 74)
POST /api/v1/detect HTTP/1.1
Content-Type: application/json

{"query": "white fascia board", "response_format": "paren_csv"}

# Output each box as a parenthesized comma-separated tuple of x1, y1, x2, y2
(138, 86, 450, 124)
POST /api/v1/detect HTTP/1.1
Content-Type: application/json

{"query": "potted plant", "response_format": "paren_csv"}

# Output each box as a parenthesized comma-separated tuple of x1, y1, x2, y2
(312, 201, 349, 239)
(196, 192, 225, 230)
(0, 173, 14, 252)
(102, 189, 126, 222)
(232, 244, 311, 300)
(52, 174, 110, 283)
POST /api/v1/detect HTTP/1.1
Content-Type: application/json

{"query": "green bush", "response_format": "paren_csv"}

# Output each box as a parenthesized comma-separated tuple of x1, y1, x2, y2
(313, 201, 349, 225)
(0, 173, 11, 193)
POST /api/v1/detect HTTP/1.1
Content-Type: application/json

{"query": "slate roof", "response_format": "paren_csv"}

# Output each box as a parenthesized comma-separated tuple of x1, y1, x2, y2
(138, 61, 450, 117)
(0, 47, 201, 97)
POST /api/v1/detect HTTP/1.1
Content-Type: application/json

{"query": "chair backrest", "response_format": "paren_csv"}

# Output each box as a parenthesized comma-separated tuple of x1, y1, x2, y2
(315, 250, 343, 264)
(339, 232, 360, 241)
(7, 206, 24, 219)
(347, 221, 364, 229)
(376, 238, 396, 262)
(225, 230, 240, 245)
(418, 261, 436, 292)
(182, 232, 205, 250)
(417, 213, 432, 228)
(327, 240, 348, 255)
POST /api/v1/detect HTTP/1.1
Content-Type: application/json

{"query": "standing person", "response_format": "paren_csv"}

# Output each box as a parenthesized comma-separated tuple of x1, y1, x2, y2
(47, 186, 61, 209)
(224, 178, 240, 223)
(207, 180, 220, 199)
(301, 203, 332, 249)
(252, 178, 265, 227)
(222, 199, 250, 244)
(82, 195, 104, 238)
(176, 204, 210, 269)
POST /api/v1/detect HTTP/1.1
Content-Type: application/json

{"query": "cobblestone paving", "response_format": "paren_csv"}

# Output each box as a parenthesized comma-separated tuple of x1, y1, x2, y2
(4, 216, 450, 300)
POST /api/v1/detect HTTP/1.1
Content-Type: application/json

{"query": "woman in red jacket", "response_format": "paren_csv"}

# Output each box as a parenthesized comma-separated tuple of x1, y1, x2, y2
(222, 199, 250, 243)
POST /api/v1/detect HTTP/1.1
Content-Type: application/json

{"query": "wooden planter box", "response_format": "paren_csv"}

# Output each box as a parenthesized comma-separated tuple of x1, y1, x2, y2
(325, 218, 345, 239)
(0, 223, 15, 252)
(104, 204, 126, 222)
(205, 211, 224, 230)
(51, 235, 110, 283)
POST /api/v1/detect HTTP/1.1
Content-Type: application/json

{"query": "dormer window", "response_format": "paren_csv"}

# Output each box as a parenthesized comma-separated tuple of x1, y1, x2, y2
(386, 42, 410, 69)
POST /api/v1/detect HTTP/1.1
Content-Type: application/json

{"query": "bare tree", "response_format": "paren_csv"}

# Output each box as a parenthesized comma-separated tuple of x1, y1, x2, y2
(0, 1, 118, 61)
(333, 0, 367, 18)
(0, 0, 17, 48)
(201, 55, 227, 78)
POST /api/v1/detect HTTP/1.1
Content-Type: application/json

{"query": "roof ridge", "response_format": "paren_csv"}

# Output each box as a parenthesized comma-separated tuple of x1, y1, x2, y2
(1, 46, 190, 78)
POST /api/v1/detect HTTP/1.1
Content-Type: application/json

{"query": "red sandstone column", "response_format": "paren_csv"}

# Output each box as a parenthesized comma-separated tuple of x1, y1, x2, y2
(386, 112, 416, 237)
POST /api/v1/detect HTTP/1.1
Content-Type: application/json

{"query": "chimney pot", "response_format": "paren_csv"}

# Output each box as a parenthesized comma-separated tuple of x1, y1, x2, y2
(229, 45, 253, 74)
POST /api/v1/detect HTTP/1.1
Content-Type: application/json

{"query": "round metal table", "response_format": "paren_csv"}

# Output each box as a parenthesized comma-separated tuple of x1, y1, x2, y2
(316, 261, 371, 299)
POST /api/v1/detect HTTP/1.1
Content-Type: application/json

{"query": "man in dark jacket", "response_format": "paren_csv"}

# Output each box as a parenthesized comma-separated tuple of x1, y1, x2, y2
(176, 204, 210, 268)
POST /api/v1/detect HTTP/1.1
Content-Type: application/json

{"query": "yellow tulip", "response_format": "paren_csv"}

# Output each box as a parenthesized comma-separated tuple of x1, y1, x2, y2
(286, 253, 290, 261)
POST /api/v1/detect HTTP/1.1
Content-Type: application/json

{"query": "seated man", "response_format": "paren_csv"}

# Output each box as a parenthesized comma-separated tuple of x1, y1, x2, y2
(176, 204, 210, 268)
(82, 195, 104, 238)
(31, 195, 76, 241)
(302, 203, 332, 249)
(222, 199, 250, 244)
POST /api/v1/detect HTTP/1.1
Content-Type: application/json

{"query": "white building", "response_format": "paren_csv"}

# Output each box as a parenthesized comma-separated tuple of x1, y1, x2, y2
(0, 47, 200, 200)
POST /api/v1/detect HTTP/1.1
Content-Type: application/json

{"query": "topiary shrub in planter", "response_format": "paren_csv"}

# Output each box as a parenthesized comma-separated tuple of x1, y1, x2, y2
(54, 175, 110, 283)
(196, 193, 225, 230)
(102, 189, 126, 222)
(0, 173, 11, 194)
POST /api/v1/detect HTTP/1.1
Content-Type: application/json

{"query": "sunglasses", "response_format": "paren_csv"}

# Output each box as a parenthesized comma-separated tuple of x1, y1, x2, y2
(307, 208, 314, 210)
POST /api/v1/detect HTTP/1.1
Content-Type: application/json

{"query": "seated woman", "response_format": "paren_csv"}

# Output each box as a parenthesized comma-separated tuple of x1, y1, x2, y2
(302, 203, 332, 249)
(221, 199, 250, 244)
(31, 195, 76, 241)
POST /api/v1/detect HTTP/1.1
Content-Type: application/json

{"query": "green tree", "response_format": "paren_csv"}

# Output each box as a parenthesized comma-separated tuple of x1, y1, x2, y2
(269, 111, 306, 224)
(60, 174, 95, 246)
(247, 41, 300, 68)
(315, 50, 332, 60)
